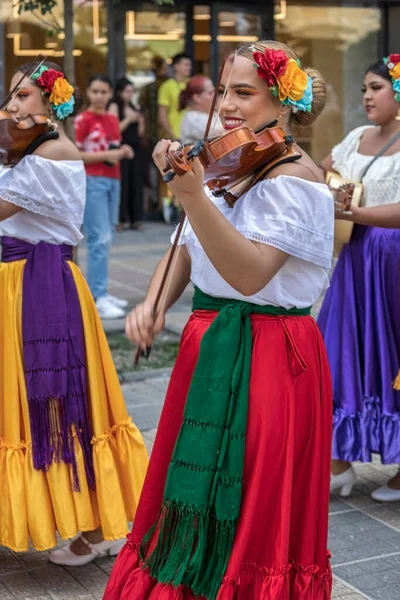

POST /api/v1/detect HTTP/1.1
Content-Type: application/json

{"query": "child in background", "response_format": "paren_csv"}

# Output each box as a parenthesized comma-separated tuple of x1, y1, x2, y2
(74, 74, 133, 320)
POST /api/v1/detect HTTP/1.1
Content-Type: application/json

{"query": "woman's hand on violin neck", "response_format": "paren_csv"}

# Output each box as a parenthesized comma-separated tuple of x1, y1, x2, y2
(125, 301, 165, 349)
(153, 139, 205, 201)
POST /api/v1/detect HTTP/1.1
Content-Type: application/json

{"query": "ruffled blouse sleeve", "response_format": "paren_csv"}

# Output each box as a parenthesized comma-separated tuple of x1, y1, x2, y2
(0, 155, 86, 223)
(230, 176, 334, 269)
(331, 125, 370, 174)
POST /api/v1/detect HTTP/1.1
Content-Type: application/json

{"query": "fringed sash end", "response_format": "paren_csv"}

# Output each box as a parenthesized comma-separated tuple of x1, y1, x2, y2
(140, 500, 236, 600)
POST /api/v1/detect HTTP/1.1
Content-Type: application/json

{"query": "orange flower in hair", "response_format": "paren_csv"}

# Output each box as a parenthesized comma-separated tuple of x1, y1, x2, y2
(50, 77, 74, 106)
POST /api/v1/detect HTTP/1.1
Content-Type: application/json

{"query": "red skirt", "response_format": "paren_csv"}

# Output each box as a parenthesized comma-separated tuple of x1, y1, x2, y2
(104, 311, 333, 600)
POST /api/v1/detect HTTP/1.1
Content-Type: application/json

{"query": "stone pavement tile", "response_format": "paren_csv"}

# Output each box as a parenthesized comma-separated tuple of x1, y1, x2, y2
(330, 497, 354, 514)
(329, 510, 400, 565)
(334, 556, 400, 600)
(0, 546, 24, 576)
(332, 577, 367, 599)
(1, 571, 54, 599)
(0, 582, 17, 599)
(28, 563, 95, 599)
(65, 563, 109, 597)
(360, 503, 400, 529)
(142, 428, 157, 454)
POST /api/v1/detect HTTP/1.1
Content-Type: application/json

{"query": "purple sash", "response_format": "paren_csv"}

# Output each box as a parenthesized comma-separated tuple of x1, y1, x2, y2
(1, 236, 95, 490)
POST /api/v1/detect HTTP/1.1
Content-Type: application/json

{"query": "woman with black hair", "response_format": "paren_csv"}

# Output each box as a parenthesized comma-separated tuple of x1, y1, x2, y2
(109, 77, 145, 231)
(319, 56, 400, 501)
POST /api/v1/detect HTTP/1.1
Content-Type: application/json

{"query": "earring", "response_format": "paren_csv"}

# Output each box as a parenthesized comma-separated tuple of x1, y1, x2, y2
(396, 108, 400, 121)
(47, 107, 58, 130)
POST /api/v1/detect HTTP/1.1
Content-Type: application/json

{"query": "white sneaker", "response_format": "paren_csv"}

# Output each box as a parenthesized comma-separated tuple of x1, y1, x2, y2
(371, 485, 400, 502)
(49, 536, 125, 566)
(96, 296, 125, 320)
(106, 294, 128, 309)
(330, 466, 356, 497)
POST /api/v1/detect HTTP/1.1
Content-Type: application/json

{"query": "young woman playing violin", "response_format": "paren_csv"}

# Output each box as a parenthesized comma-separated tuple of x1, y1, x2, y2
(104, 41, 334, 600)
(0, 60, 148, 563)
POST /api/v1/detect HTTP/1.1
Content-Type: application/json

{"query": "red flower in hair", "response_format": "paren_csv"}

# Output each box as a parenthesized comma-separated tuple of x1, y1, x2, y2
(253, 49, 289, 87)
(37, 69, 64, 94)
(389, 54, 400, 65)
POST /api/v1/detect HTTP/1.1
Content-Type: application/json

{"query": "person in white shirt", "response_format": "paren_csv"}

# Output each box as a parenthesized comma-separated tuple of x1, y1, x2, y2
(0, 59, 148, 565)
(179, 75, 223, 145)
(319, 56, 400, 502)
(104, 41, 334, 600)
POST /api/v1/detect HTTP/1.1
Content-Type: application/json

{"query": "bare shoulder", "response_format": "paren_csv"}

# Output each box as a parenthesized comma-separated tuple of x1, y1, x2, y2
(34, 138, 82, 162)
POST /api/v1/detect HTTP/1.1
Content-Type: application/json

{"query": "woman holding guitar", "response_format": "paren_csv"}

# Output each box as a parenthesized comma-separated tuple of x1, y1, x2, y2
(104, 41, 334, 600)
(319, 56, 400, 501)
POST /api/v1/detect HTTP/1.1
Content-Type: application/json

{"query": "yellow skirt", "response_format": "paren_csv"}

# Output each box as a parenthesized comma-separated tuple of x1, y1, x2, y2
(0, 259, 149, 552)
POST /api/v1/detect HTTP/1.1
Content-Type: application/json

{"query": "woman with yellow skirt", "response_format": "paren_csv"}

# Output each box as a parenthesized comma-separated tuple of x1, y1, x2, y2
(0, 60, 148, 565)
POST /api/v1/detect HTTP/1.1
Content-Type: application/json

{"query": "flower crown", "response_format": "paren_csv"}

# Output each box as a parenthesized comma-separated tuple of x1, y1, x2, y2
(383, 54, 400, 102)
(252, 47, 313, 114)
(32, 66, 75, 120)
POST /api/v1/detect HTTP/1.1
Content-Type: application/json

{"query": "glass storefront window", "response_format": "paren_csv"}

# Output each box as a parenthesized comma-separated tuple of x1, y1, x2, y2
(275, 4, 381, 161)
(0, 0, 108, 95)
(125, 11, 185, 94)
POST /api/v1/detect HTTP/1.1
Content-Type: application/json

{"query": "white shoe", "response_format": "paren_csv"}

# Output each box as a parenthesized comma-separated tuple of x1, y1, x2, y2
(96, 296, 125, 320)
(371, 485, 400, 502)
(330, 466, 356, 497)
(49, 536, 125, 566)
(106, 294, 128, 309)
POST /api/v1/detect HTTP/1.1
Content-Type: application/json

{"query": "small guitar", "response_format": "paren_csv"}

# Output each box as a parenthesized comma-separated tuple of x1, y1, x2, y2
(326, 171, 363, 253)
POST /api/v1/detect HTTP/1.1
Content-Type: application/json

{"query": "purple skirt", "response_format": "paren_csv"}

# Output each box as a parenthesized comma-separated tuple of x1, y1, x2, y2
(317, 224, 400, 464)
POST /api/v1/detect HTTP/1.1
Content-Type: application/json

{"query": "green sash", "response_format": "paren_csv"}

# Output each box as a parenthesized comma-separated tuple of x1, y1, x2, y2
(141, 287, 311, 599)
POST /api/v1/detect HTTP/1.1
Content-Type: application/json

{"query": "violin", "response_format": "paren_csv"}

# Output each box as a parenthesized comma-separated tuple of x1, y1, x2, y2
(0, 55, 58, 167)
(0, 112, 57, 167)
(163, 123, 300, 207)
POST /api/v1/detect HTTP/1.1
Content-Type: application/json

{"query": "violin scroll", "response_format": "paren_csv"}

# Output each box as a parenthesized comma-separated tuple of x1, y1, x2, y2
(163, 140, 205, 182)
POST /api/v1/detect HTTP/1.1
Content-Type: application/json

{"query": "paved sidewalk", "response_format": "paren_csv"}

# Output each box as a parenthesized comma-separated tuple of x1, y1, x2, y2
(1, 227, 399, 599)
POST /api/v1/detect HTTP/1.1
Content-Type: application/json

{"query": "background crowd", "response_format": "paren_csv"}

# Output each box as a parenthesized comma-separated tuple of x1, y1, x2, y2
(74, 52, 218, 319)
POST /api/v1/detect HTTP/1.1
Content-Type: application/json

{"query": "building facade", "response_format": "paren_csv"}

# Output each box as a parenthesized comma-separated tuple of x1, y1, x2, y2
(1, 0, 400, 159)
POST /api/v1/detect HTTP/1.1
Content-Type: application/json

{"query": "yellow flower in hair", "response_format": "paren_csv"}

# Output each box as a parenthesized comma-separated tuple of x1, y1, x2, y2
(389, 62, 400, 80)
(50, 77, 74, 106)
(276, 58, 308, 102)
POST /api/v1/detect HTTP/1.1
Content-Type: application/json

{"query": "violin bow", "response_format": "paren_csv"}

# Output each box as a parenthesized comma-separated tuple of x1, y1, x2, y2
(133, 212, 187, 368)
(134, 53, 236, 368)
(1, 55, 47, 111)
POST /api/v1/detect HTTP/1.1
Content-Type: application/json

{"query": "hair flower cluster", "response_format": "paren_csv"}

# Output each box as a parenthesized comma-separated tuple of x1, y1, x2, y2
(253, 48, 313, 113)
(383, 54, 400, 101)
(32, 66, 75, 120)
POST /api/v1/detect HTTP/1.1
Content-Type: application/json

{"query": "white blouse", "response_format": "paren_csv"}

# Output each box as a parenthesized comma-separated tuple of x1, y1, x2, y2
(0, 155, 86, 246)
(332, 125, 400, 207)
(172, 176, 334, 308)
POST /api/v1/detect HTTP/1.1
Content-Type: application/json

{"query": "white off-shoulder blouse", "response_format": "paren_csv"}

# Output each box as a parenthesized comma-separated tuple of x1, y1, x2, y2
(0, 155, 86, 246)
(331, 125, 400, 207)
(172, 176, 334, 308)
